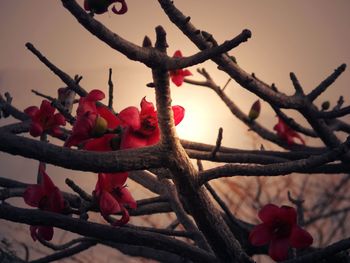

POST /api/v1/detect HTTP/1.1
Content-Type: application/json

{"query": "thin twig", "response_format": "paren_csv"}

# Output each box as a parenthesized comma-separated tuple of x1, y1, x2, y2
(108, 68, 114, 109)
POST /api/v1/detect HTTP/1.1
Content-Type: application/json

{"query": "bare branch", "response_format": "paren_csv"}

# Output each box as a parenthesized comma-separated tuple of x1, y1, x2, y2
(307, 64, 347, 102)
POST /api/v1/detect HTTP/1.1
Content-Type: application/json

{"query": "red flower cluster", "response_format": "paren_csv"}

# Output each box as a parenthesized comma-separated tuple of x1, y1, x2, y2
(249, 204, 313, 261)
(24, 100, 66, 138)
(273, 118, 305, 145)
(65, 90, 184, 226)
(93, 172, 136, 226)
(84, 0, 127, 15)
(169, 50, 192, 87)
(65, 90, 119, 148)
(117, 97, 185, 149)
(23, 165, 65, 241)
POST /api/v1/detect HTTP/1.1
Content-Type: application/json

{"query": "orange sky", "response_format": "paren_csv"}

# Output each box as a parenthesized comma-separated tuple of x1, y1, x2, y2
(0, 0, 349, 177)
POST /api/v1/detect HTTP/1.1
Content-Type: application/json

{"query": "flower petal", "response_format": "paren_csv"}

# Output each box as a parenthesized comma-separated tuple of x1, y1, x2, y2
(97, 106, 121, 129)
(41, 172, 56, 193)
(99, 190, 121, 216)
(182, 69, 192, 77)
(118, 107, 141, 131)
(278, 205, 297, 226)
(87, 89, 105, 101)
(171, 74, 185, 87)
(40, 100, 55, 116)
(54, 113, 66, 126)
(112, 207, 130, 226)
(120, 128, 148, 149)
(109, 172, 128, 188)
(38, 226, 54, 241)
(24, 106, 39, 118)
(111, 0, 128, 14)
(173, 50, 183, 58)
(30, 225, 54, 241)
(258, 204, 280, 223)
(84, 134, 117, 151)
(290, 225, 313, 249)
(47, 187, 65, 213)
(249, 223, 272, 246)
(172, 105, 185, 126)
(119, 187, 137, 209)
(50, 127, 63, 137)
(140, 97, 155, 116)
(83, 0, 90, 11)
(269, 237, 290, 261)
(30, 122, 43, 137)
(145, 128, 160, 146)
(23, 185, 45, 207)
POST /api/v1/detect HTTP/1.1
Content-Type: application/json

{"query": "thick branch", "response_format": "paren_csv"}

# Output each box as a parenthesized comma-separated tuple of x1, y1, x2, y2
(199, 136, 350, 185)
(61, 0, 251, 70)
(0, 204, 216, 263)
(0, 129, 163, 173)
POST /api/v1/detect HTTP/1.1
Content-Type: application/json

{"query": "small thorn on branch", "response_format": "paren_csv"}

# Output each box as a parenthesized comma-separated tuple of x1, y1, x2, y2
(211, 127, 223, 159)
(146, 82, 156, 88)
(184, 16, 191, 24)
(142, 36, 152, 47)
(334, 96, 344, 111)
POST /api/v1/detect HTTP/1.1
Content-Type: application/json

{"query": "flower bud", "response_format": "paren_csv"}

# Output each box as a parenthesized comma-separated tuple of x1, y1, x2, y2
(91, 115, 108, 137)
(321, 101, 330, 111)
(248, 100, 261, 121)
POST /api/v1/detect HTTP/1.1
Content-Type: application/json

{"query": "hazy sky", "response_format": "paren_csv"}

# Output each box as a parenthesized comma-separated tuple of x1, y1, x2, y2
(1, 1, 350, 262)
(0, 0, 349, 183)
(1, 0, 349, 147)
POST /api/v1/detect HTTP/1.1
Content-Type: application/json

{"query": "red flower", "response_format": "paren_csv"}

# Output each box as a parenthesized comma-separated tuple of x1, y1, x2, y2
(169, 50, 192, 87)
(84, 0, 127, 15)
(23, 165, 65, 241)
(24, 100, 66, 137)
(84, 134, 120, 151)
(65, 90, 120, 147)
(94, 172, 136, 226)
(249, 204, 313, 262)
(117, 97, 185, 149)
(273, 118, 305, 145)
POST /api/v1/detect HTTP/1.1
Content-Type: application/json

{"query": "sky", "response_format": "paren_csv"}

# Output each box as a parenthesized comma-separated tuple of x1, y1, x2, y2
(0, 1, 350, 262)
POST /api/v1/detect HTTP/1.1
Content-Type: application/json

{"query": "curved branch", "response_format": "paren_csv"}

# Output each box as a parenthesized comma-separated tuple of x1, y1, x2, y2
(61, 0, 251, 70)
(0, 204, 217, 263)
(198, 136, 350, 185)
(0, 130, 163, 173)
(157, 0, 304, 109)
(307, 64, 347, 102)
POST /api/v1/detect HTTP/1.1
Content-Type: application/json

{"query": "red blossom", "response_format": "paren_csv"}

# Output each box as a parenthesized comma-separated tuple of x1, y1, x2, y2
(23, 165, 65, 241)
(117, 97, 185, 149)
(249, 204, 313, 262)
(84, 0, 128, 15)
(84, 133, 120, 151)
(65, 90, 120, 147)
(273, 118, 305, 145)
(169, 50, 192, 87)
(24, 100, 66, 138)
(94, 172, 136, 226)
